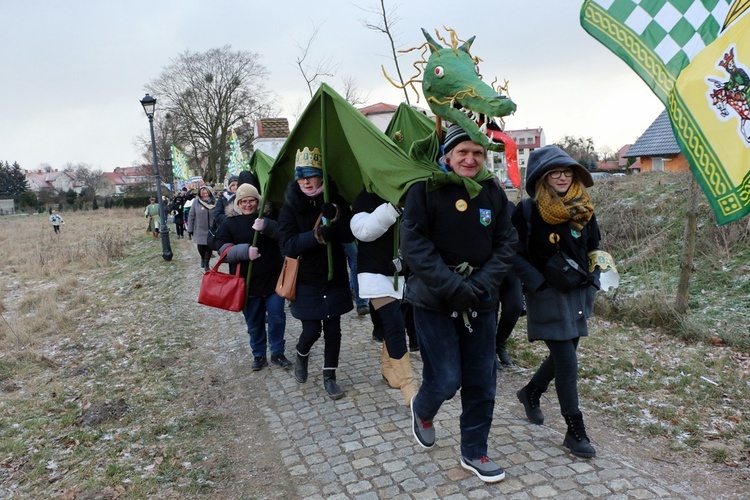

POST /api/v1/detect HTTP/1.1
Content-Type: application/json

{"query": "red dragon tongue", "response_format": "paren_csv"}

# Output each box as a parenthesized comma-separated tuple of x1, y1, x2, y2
(486, 128, 505, 144)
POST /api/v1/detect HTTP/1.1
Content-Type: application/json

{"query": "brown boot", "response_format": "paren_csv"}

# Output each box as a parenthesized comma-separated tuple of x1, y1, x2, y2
(391, 352, 418, 406)
(381, 343, 399, 388)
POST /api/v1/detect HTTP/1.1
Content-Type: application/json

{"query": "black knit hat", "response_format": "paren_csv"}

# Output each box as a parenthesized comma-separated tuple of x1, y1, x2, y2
(443, 124, 473, 153)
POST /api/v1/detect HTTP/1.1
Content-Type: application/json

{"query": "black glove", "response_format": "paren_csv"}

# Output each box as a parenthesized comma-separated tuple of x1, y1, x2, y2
(321, 203, 339, 221)
(585, 273, 601, 290)
(314, 224, 336, 244)
(467, 279, 491, 302)
(451, 282, 480, 313)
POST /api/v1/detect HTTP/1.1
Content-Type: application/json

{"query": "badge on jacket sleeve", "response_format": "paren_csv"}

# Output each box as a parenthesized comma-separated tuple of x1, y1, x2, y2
(479, 208, 492, 226)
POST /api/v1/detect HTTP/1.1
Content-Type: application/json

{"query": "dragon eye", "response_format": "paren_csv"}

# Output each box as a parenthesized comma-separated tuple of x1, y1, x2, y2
(475, 64, 481, 74)
(434, 66, 444, 78)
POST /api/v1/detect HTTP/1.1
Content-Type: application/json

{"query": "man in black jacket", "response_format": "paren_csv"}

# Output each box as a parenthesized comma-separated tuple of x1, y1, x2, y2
(401, 125, 517, 484)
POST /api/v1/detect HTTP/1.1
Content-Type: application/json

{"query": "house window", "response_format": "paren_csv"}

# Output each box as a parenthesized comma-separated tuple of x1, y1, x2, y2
(652, 157, 665, 171)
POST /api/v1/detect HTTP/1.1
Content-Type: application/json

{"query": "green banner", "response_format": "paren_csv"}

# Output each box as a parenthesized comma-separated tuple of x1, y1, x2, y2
(581, 0, 750, 225)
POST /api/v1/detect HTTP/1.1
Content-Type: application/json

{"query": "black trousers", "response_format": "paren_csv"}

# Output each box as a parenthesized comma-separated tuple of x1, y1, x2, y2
(297, 317, 342, 370)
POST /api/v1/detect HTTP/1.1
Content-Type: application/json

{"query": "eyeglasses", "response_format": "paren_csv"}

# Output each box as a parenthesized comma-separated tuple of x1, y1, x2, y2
(548, 169, 574, 179)
(238, 198, 257, 205)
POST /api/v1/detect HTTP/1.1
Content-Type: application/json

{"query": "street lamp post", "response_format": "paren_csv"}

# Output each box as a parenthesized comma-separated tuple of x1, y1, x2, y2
(140, 93, 173, 262)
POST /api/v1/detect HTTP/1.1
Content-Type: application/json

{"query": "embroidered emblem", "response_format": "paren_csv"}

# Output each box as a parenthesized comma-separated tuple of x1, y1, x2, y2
(455, 199, 468, 212)
(708, 46, 750, 143)
(479, 208, 492, 226)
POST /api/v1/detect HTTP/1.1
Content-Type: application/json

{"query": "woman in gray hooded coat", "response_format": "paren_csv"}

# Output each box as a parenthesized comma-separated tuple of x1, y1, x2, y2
(511, 145, 601, 458)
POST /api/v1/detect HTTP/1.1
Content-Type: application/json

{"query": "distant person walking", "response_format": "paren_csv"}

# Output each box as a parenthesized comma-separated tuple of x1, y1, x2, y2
(187, 186, 216, 271)
(144, 197, 160, 239)
(49, 210, 64, 234)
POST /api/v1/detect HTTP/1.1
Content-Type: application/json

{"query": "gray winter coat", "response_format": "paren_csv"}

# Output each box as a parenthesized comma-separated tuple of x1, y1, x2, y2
(512, 145, 600, 342)
(186, 197, 216, 245)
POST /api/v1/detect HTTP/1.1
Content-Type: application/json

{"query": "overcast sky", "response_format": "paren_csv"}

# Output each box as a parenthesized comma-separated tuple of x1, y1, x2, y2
(0, 0, 664, 171)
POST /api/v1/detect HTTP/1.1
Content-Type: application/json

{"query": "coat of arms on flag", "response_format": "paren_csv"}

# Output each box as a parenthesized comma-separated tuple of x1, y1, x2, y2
(582, 0, 750, 225)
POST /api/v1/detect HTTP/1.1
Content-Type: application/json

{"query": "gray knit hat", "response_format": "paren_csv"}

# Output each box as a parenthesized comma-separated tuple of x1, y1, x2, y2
(443, 124, 474, 153)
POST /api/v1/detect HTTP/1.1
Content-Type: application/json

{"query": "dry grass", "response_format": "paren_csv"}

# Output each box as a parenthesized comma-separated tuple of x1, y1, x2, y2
(0, 209, 137, 351)
(591, 172, 750, 349)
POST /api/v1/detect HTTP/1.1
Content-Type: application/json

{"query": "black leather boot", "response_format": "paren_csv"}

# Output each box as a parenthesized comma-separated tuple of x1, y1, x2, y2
(563, 412, 596, 458)
(294, 353, 309, 383)
(323, 369, 344, 400)
(516, 381, 546, 425)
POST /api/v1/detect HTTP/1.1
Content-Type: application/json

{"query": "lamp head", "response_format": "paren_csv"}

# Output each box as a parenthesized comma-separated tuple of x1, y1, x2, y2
(140, 93, 156, 118)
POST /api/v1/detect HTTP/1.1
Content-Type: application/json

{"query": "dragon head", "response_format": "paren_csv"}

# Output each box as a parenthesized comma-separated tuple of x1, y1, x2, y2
(421, 28, 516, 151)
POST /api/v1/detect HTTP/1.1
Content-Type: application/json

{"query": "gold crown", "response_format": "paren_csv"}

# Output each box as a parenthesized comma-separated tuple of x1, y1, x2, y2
(295, 147, 323, 169)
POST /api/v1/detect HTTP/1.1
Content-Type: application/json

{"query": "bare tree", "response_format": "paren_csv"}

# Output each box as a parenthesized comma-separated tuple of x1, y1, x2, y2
(148, 45, 278, 183)
(598, 146, 618, 162)
(359, 0, 410, 104)
(295, 24, 339, 98)
(341, 76, 370, 106)
(74, 164, 106, 200)
(555, 135, 598, 170)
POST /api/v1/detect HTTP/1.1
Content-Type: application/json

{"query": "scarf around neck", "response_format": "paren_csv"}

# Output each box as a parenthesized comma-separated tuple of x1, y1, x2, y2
(427, 167, 495, 198)
(198, 198, 216, 210)
(536, 181, 594, 232)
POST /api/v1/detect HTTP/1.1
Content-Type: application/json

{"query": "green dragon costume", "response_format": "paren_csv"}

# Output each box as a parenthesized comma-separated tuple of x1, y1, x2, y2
(419, 28, 517, 152)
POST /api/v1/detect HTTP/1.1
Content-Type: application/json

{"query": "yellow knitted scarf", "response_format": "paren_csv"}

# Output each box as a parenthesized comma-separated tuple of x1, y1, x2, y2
(536, 181, 594, 232)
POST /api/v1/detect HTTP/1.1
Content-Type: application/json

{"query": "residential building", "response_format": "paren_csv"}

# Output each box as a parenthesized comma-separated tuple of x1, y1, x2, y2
(24, 169, 79, 194)
(101, 172, 129, 196)
(251, 118, 290, 159)
(358, 102, 435, 132)
(491, 127, 546, 183)
(623, 110, 689, 173)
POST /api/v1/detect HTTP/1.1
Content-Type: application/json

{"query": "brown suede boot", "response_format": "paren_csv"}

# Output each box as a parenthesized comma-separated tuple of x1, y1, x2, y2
(391, 353, 418, 406)
(381, 343, 399, 388)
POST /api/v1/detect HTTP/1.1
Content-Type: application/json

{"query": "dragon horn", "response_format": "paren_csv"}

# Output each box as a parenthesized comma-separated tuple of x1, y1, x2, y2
(458, 36, 476, 54)
(421, 28, 443, 53)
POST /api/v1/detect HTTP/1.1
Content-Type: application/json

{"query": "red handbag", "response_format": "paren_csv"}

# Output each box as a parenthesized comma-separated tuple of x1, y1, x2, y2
(198, 247, 246, 312)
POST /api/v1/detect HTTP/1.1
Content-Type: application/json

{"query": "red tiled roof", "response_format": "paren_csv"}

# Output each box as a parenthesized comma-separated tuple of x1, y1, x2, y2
(358, 102, 398, 116)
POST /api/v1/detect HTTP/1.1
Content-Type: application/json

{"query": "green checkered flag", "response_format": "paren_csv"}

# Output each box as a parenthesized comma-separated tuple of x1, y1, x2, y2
(581, 0, 750, 225)
(170, 144, 190, 181)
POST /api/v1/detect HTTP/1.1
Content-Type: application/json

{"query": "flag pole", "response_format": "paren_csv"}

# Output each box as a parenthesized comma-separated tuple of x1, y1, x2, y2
(321, 91, 333, 281)
(244, 174, 271, 301)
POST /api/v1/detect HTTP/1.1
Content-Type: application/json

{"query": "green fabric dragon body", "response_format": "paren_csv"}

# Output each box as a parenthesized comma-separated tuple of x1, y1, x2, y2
(420, 28, 516, 152)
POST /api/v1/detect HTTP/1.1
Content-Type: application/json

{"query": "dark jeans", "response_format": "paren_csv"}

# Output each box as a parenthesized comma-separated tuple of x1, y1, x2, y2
(242, 293, 286, 358)
(344, 242, 367, 307)
(531, 337, 580, 416)
(296, 317, 342, 370)
(412, 307, 496, 459)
